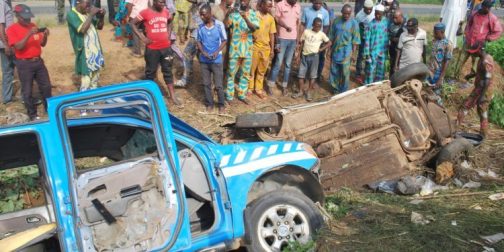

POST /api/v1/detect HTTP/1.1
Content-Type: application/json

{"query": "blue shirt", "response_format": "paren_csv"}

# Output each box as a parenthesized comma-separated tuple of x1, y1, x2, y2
(196, 19, 227, 64)
(301, 6, 330, 29)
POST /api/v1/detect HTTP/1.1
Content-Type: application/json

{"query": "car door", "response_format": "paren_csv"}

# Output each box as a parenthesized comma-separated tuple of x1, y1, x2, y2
(48, 81, 192, 251)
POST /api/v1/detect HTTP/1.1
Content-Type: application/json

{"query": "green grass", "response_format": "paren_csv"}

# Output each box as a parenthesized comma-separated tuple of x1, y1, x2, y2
(318, 188, 504, 252)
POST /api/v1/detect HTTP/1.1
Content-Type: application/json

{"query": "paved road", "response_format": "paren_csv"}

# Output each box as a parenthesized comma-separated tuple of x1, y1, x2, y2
(15, 0, 504, 18)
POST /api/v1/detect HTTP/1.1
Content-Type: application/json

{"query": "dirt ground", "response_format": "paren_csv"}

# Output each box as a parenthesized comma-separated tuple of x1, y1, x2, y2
(1, 19, 504, 251)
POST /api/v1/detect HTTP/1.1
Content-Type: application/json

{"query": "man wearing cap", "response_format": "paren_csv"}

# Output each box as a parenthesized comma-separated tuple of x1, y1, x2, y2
(388, 8, 406, 77)
(394, 18, 427, 71)
(457, 42, 494, 138)
(440, 0, 467, 49)
(328, 4, 360, 94)
(428, 22, 453, 101)
(6, 4, 52, 121)
(354, 0, 374, 84)
(363, 4, 388, 84)
(67, 0, 106, 98)
(0, 0, 14, 105)
(459, 0, 502, 79)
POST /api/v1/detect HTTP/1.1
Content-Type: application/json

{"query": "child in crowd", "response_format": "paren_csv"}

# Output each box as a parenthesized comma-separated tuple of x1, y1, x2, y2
(294, 18, 331, 101)
(114, 0, 133, 47)
(197, 5, 227, 113)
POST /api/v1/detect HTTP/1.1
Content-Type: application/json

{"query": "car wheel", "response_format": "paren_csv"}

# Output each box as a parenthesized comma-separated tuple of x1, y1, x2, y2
(244, 190, 324, 252)
(235, 112, 281, 128)
(390, 63, 431, 88)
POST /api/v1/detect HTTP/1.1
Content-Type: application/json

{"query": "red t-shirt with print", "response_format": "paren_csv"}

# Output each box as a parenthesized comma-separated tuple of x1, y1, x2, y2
(137, 8, 171, 50)
(7, 23, 44, 59)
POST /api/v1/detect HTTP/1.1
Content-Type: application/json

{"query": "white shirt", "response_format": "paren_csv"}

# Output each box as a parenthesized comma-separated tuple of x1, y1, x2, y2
(126, 0, 151, 19)
(398, 28, 428, 69)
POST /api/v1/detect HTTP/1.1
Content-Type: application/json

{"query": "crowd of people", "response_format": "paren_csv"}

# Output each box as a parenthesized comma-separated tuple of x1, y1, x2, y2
(0, 0, 502, 136)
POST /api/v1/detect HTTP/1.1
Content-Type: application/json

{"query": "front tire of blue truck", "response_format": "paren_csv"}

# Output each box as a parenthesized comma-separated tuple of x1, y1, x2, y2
(244, 190, 324, 252)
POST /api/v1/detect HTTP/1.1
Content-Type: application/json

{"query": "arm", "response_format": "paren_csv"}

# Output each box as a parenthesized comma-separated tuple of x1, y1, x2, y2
(40, 29, 49, 47)
(422, 44, 426, 64)
(319, 40, 331, 52)
(130, 17, 151, 44)
(79, 7, 102, 34)
(126, 2, 133, 20)
(240, 11, 258, 32)
(394, 49, 401, 70)
(197, 40, 211, 58)
(269, 32, 275, 58)
(12, 27, 37, 50)
(0, 23, 11, 55)
(486, 16, 503, 42)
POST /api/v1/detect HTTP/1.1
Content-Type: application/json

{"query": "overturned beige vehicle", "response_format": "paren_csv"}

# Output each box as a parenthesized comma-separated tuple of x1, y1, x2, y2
(234, 64, 468, 192)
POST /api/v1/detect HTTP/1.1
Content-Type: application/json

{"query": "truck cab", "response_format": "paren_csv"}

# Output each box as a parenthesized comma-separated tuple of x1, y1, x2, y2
(0, 81, 324, 251)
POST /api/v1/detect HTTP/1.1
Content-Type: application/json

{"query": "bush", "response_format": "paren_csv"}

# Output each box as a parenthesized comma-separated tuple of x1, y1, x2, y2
(489, 93, 504, 128)
(486, 37, 504, 67)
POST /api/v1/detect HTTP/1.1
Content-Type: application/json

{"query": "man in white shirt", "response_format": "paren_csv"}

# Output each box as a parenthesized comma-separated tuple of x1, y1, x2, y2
(394, 18, 427, 71)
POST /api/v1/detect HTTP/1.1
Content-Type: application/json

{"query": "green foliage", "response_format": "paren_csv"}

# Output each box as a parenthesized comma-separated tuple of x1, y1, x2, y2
(282, 240, 316, 252)
(0, 165, 43, 214)
(486, 37, 504, 67)
(489, 93, 504, 128)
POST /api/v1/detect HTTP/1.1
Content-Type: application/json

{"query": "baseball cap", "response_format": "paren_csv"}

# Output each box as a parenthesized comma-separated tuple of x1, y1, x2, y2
(14, 4, 35, 19)
(406, 18, 419, 27)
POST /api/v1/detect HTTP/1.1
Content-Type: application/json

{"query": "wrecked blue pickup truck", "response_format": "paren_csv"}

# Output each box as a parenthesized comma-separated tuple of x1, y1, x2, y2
(0, 81, 324, 252)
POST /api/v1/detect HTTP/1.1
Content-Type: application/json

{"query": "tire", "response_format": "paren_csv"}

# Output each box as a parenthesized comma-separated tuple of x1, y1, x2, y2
(436, 138, 474, 166)
(235, 112, 281, 128)
(390, 63, 431, 88)
(244, 190, 324, 252)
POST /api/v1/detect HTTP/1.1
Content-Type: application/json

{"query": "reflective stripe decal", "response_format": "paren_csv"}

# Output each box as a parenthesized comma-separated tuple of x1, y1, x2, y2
(220, 155, 231, 167)
(234, 150, 247, 164)
(250, 147, 264, 161)
(222, 151, 315, 177)
(282, 143, 292, 152)
(267, 145, 278, 155)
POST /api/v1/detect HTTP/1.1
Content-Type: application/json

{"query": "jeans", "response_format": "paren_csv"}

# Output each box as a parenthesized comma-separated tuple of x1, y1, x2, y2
(201, 63, 224, 107)
(298, 53, 319, 79)
(15, 59, 52, 119)
(268, 38, 296, 88)
(144, 47, 174, 85)
(0, 48, 15, 103)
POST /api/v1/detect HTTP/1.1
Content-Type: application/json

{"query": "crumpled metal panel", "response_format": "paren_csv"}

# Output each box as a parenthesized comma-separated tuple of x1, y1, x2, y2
(320, 133, 410, 192)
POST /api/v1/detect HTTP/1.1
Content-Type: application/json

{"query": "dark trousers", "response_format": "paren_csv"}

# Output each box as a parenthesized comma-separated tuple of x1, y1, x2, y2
(389, 43, 398, 77)
(201, 63, 224, 107)
(144, 47, 174, 85)
(15, 59, 52, 119)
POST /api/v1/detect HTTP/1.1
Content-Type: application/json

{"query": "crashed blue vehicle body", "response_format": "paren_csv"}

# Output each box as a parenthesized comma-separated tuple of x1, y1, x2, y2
(0, 81, 324, 252)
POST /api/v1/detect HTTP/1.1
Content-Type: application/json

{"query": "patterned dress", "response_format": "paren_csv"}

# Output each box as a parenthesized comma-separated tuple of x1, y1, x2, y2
(363, 18, 389, 84)
(428, 38, 453, 91)
(328, 17, 360, 93)
(226, 10, 260, 100)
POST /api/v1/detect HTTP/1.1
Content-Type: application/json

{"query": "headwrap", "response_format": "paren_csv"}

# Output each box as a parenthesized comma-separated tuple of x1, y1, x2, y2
(434, 22, 446, 31)
(375, 4, 385, 11)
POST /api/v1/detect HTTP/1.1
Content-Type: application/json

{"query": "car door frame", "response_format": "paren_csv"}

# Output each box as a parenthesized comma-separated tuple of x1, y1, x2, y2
(47, 81, 192, 251)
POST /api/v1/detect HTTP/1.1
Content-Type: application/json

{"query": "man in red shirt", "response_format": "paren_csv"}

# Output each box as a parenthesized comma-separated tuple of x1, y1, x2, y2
(7, 4, 52, 121)
(130, 0, 181, 106)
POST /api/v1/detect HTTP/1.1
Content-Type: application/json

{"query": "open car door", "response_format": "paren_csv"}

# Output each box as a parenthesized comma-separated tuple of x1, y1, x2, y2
(49, 81, 192, 251)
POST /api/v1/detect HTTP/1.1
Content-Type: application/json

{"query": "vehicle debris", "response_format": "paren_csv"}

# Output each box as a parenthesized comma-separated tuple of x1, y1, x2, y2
(481, 233, 504, 245)
(232, 69, 476, 192)
(411, 211, 435, 225)
(488, 192, 504, 201)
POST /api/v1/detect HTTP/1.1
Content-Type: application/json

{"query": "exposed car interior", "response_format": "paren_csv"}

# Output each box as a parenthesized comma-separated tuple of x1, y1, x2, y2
(0, 121, 216, 251)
